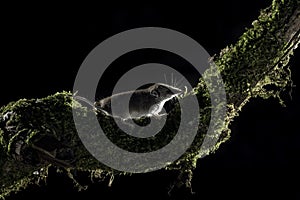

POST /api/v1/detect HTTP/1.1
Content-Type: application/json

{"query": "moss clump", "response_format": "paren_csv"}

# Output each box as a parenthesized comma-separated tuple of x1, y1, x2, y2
(166, 0, 300, 185)
(0, 92, 112, 198)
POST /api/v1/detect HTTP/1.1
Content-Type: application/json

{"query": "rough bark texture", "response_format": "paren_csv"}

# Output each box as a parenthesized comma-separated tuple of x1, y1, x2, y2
(1, 0, 299, 198)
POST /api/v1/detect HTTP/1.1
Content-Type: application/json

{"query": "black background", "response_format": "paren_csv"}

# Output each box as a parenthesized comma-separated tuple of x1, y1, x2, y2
(1, 1, 300, 199)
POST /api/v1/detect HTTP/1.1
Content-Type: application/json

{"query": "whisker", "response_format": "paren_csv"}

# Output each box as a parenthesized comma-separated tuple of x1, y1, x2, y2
(164, 74, 168, 85)
(171, 73, 174, 87)
(174, 76, 177, 87)
(178, 83, 184, 90)
(176, 77, 184, 88)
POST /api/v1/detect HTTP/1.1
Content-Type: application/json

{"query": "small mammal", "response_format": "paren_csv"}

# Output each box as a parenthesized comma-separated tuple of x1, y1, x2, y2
(74, 83, 183, 120)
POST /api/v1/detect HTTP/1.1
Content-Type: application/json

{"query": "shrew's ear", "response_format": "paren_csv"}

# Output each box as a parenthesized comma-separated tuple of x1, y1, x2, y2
(150, 89, 159, 98)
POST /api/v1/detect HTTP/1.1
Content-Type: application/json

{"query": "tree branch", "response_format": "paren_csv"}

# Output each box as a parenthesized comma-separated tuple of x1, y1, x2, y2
(1, 0, 299, 198)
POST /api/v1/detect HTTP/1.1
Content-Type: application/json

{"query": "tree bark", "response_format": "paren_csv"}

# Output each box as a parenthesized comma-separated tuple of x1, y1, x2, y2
(1, 0, 299, 198)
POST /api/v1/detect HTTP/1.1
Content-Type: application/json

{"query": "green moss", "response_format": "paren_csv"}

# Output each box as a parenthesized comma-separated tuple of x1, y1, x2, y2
(0, 92, 113, 198)
(1, 0, 299, 197)
(169, 0, 299, 186)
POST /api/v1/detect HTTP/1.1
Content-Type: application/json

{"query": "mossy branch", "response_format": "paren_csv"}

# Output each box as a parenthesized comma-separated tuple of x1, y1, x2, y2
(1, 0, 299, 198)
